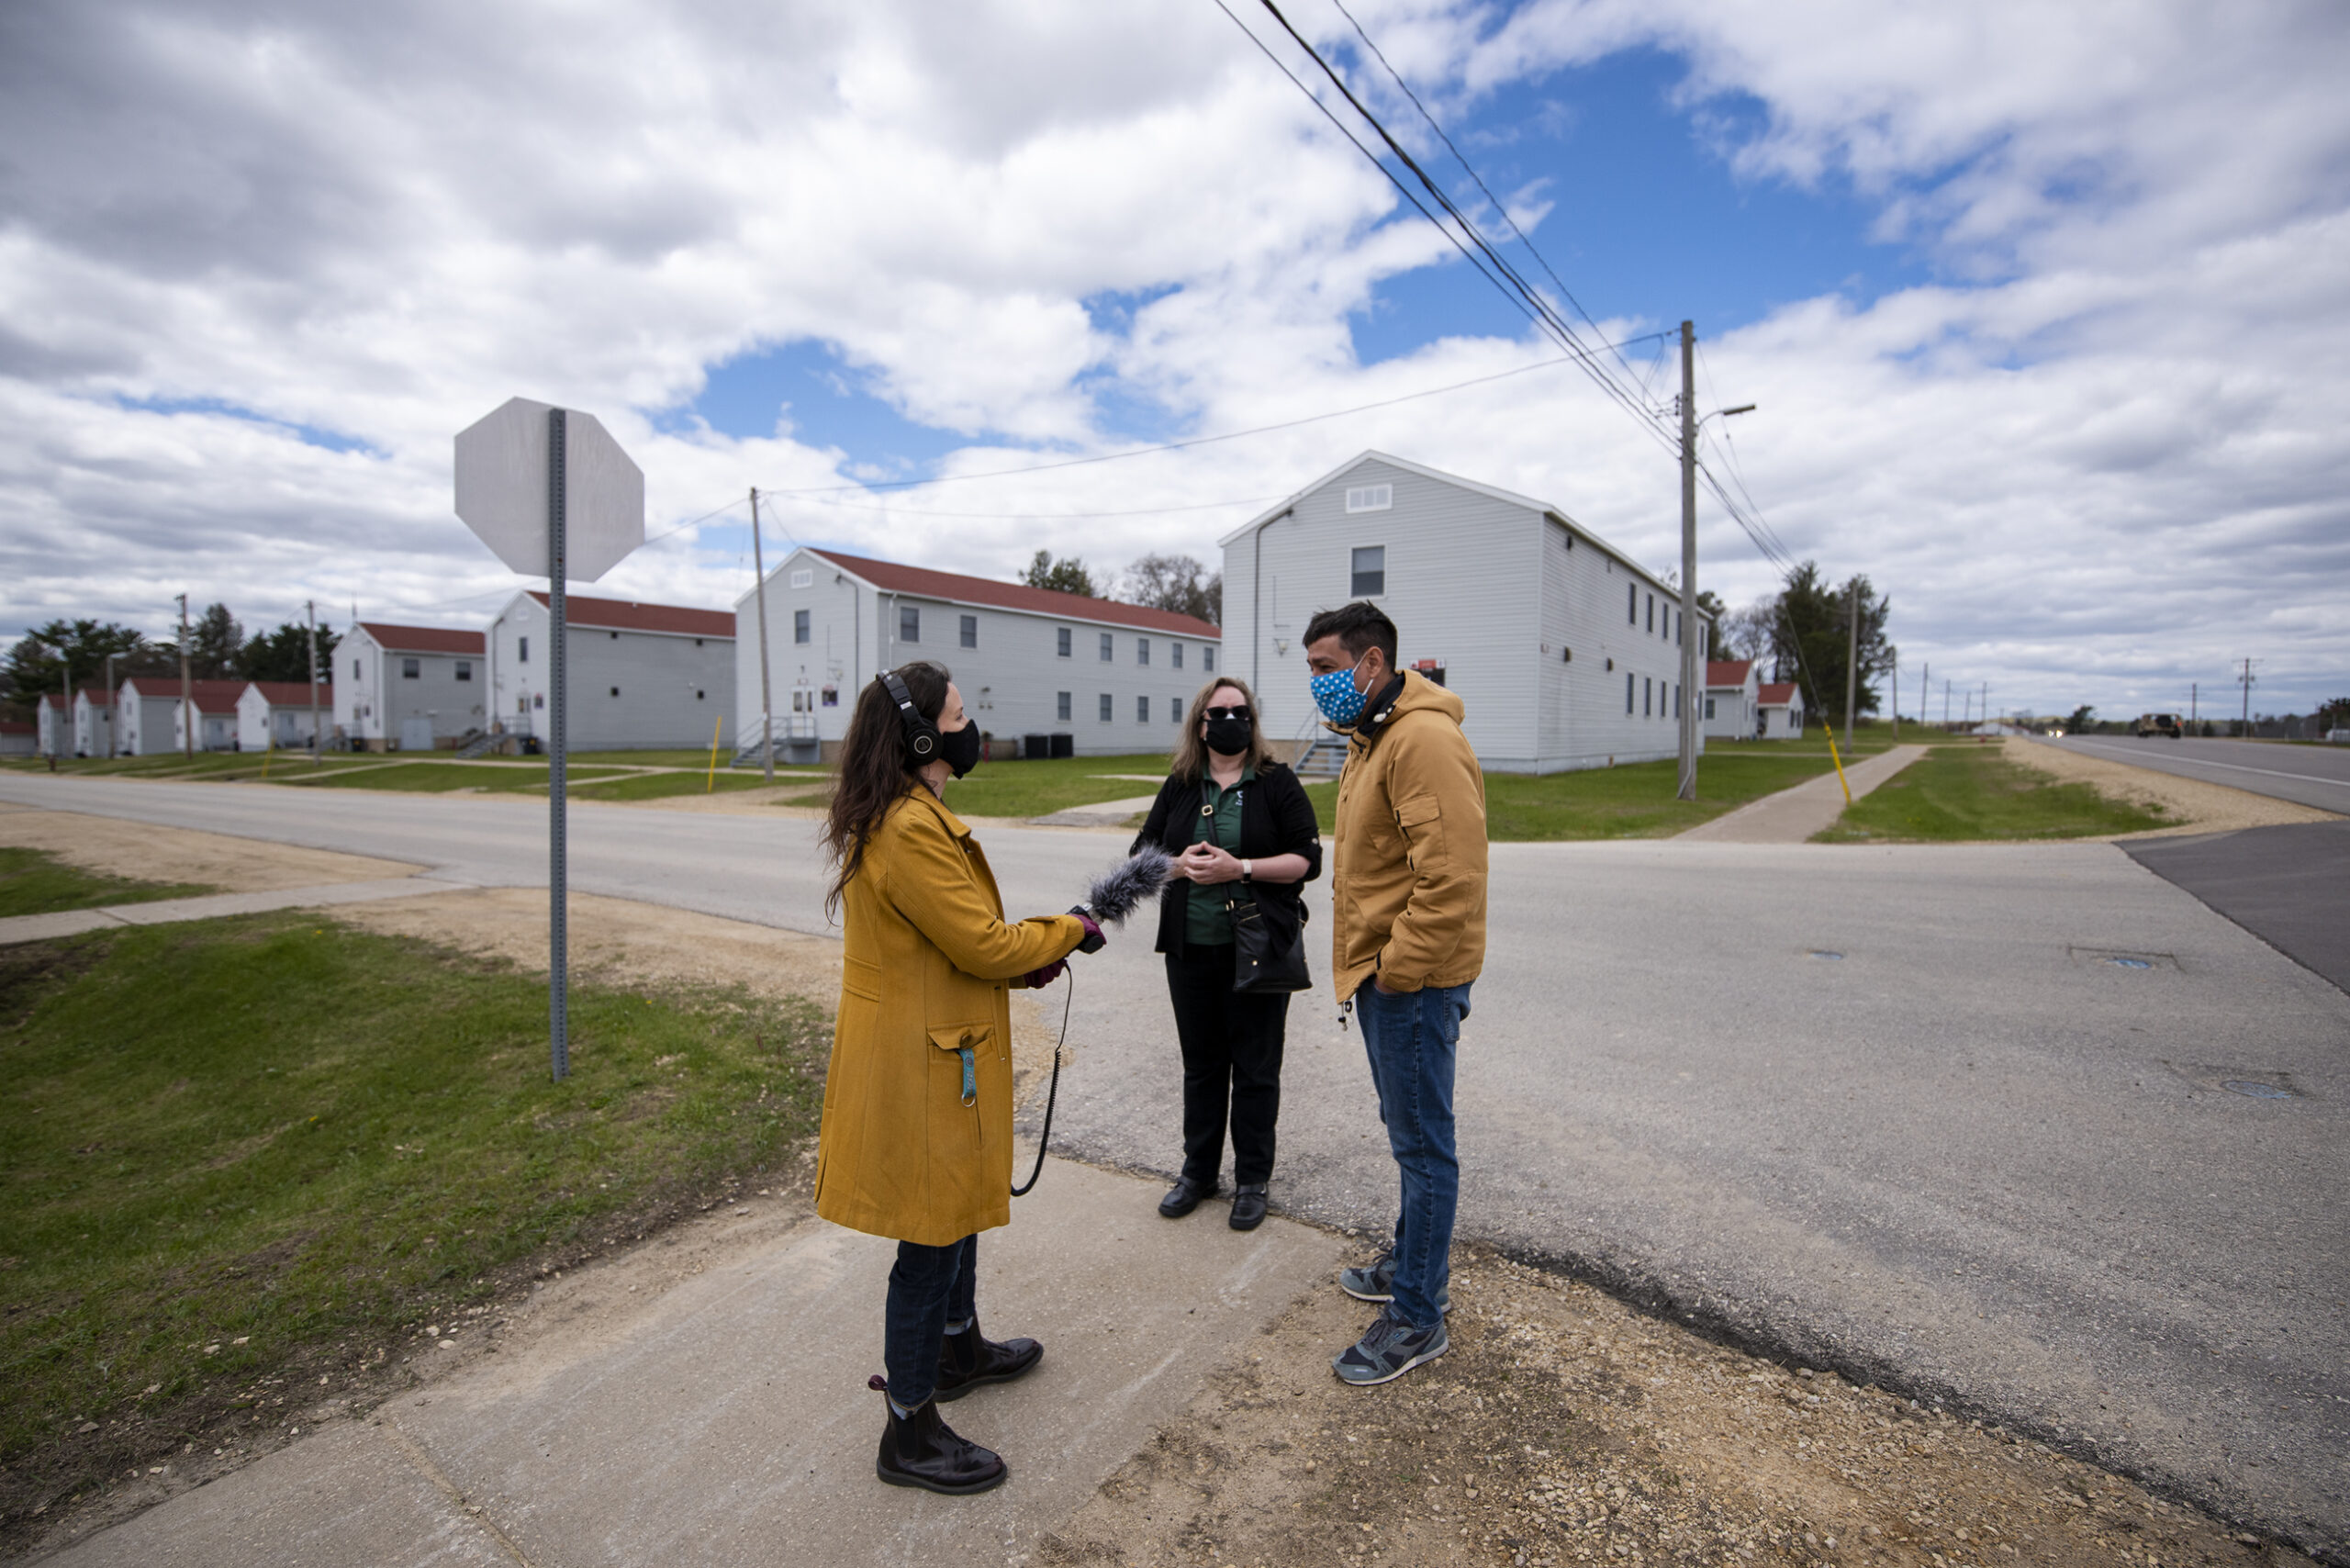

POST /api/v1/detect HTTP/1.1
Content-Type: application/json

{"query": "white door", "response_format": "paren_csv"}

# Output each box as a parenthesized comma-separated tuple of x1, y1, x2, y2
(398, 717, 435, 752)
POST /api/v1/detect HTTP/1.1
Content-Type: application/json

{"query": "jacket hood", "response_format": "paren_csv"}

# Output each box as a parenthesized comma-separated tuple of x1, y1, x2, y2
(1349, 667, 1464, 746)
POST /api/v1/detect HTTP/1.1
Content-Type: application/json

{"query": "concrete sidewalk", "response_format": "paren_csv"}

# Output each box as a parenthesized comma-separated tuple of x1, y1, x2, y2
(47, 1158, 1344, 1568)
(1676, 744, 1926, 842)
(0, 878, 471, 946)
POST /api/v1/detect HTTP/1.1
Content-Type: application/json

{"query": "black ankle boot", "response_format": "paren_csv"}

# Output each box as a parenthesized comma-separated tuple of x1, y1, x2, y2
(868, 1374, 1007, 1494)
(934, 1319, 1044, 1403)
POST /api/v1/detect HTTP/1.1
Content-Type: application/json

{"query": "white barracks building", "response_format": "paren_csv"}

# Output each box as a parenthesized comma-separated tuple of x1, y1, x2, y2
(1221, 452, 1712, 774)
(735, 549, 1221, 760)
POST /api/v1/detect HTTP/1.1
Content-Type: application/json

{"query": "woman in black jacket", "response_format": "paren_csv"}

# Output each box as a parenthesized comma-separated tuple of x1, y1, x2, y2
(1132, 676, 1322, 1230)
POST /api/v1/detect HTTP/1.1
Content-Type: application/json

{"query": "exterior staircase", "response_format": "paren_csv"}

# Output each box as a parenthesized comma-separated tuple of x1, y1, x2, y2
(453, 728, 499, 759)
(1292, 730, 1348, 779)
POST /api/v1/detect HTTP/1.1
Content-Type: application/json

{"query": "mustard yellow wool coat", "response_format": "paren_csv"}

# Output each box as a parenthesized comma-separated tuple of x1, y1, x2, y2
(813, 785, 1087, 1247)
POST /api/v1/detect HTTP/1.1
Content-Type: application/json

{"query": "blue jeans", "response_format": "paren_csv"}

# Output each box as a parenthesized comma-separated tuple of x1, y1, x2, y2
(1357, 980, 1470, 1329)
(884, 1234, 977, 1409)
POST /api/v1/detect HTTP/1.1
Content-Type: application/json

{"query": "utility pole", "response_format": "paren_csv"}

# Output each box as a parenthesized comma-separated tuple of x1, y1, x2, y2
(2190, 680, 2198, 732)
(55, 645, 70, 759)
(749, 487, 776, 781)
(1919, 661, 1928, 730)
(104, 652, 118, 756)
(1676, 319, 1698, 801)
(177, 593, 194, 760)
(1843, 579, 1859, 752)
(305, 599, 322, 763)
(1981, 682, 1988, 731)
(1889, 648, 1899, 739)
(2238, 658, 2255, 734)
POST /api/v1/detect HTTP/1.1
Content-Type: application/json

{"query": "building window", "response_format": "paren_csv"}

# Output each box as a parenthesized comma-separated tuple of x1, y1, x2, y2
(1099, 632, 1113, 661)
(1351, 545, 1385, 597)
(1706, 697, 1718, 721)
(1646, 594, 1654, 633)
(402, 657, 420, 679)
(1171, 642, 1183, 669)
(1674, 610, 1683, 646)
(899, 604, 920, 643)
(1628, 583, 1638, 623)
(534, 694, 543, 710)
(1644, 677, 1652, 716)
(960, 614, 978, 649)
(1173, 700, 1184, 725)
(353, 657, 363, 681)
(822, 686, 838, 707)
(697, 689, 706, 700)
(1058, 627, 1071, 657)
(455, 659, 473, 681)
(1058, 691, 1071, 722)
(1675, 683, 1683, 718)
(1136, 695, 1149, 723)
(1136, 638, 1149, 666)
(790, 568, 812, 588)
(1099, 693, 1113, 722)
(1345, 484, 1393, 512)
(1627, 673, 1635, 714)
(1203, 645, 1214, 672)
(518, 636, 529, 664)
(610, 686, 621, 698)
(794, 609, 811, 644)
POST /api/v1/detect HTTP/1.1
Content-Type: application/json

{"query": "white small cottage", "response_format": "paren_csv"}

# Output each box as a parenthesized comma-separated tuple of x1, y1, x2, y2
(487, 592, 734, 752)
(336, 622, 487, 751)
(1758, 681, 1807, 739)
(1703, 659, 1762, 741)
(173, 679, 246, 752)
(116, 678, 182, 756)
(238, 680, 330, 751)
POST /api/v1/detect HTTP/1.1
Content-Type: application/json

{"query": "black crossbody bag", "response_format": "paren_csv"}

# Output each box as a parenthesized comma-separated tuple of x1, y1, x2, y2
(1226, 886, 1311, 992)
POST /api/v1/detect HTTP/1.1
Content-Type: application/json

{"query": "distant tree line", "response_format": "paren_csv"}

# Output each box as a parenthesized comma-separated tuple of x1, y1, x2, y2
(2, 607, 338, 719)
(1020, 550, 1222, 626)
(1713, 561, 1891, 729)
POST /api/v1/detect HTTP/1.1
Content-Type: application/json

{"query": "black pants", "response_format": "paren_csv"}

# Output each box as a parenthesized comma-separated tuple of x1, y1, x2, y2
(1164, 942, 1292, 1187)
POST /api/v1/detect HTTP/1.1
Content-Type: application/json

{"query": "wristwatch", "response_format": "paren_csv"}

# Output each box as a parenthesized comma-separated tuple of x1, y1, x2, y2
(1241, 858, 1254, 882)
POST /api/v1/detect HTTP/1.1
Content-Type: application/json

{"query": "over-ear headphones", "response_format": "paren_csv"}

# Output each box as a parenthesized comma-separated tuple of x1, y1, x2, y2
(880, 669, 940, 764)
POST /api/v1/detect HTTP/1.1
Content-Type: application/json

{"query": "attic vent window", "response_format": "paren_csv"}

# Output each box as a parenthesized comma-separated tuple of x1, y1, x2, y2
(1345, 484, 1393, 513)
(790, 569, 812, 588)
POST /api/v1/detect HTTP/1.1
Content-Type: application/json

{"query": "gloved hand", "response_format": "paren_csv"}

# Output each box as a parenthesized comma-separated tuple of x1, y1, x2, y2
(1023, 958, 1068, 989)
(1069, 907, 1105, 954)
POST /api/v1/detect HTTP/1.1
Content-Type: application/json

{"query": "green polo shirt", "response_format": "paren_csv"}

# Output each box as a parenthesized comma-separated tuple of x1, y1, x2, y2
(1183, 765, 1256, 946)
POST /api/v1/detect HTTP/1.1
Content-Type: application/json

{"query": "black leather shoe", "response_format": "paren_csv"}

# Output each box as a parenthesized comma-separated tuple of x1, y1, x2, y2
(869, 1374, 1007, 1494)
(1158, 1176, 1217, 1218)
(1229, 1182, 1269, 1231)
(934, 1319, 1043, 1403)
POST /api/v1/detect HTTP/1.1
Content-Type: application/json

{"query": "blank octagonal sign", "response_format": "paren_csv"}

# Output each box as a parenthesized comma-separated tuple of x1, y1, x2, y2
(453, 398, 644, 583)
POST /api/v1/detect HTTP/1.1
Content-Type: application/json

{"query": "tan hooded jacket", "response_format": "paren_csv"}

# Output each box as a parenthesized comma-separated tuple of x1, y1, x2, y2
(1328, 668, 1488, 1002)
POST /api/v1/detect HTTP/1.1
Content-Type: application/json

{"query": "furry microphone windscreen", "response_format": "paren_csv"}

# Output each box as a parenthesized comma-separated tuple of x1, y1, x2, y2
(1083, 846, 1176, 925)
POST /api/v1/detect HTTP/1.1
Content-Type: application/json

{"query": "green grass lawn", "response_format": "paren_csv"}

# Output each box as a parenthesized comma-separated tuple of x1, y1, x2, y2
(0, 914, 828, 1522)
(820, 752, 1176, 819)
(0, 848, 216, 919)
(285, 762, 633, 793)
(566, 748, 734, 767)
(1814, 745, 2172, 842)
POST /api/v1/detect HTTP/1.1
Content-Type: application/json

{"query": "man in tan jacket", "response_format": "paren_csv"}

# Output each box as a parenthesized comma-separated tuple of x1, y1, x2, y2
(1304, 601, 1487, 1386)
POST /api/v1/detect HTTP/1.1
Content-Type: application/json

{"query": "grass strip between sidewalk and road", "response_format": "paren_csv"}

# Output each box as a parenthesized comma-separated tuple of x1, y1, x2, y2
(1813, 745, 2172, 842)
(0, 913, 829, 1526)
(0, 847, 218, 920)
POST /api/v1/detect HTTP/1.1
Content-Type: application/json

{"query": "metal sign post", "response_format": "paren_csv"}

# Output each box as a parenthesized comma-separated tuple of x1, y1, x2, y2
(454, 398, 643, 1081)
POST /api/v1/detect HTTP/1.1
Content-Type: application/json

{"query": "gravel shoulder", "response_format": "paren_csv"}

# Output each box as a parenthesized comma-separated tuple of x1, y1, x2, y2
(1041, 1249, 2314, 1568)
(0, 802, 420, 890)
(2008, 740, 2334, 836)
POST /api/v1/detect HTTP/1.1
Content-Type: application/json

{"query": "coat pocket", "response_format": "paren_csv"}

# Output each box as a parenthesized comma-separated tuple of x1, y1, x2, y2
(928, 1024, 995, 1148)
(843, 955, 884, 1001)
(1394, 791, 1445, 871)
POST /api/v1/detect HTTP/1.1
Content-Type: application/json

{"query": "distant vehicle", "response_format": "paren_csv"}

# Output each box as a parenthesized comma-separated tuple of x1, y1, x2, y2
(2134, 712, 2183, 738)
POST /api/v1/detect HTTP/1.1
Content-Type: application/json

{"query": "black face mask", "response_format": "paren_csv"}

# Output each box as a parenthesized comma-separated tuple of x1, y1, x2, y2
(936, 720, 984, 778)
(1203, 714, 1254, 756)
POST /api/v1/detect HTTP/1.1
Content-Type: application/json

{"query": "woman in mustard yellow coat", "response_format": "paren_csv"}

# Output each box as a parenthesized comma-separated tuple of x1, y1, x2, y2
(815, 661, 1100, 1495)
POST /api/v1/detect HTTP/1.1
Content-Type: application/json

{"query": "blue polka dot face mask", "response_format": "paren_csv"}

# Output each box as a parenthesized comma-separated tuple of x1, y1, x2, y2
(1310, 662, 1371, 726)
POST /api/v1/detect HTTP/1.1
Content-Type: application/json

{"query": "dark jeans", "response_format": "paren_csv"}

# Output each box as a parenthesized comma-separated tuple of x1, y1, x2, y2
(883, 1233, 977, 1409)
(1164, 942, 1292, 1187)
(1357, 980, 1471, 1329)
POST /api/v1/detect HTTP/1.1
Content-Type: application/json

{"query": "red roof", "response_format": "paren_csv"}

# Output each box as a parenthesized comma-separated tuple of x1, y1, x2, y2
(1759, 682, 1801, 706)
(810, 549, 1222, 639)
(245, 680, 329, 706)
(0, 720, 33, 735)
(524, 592, 733, 639)
(181, 678, 249, 714)
(1706, 659, 1754, 687)
(357, 622, 487, 655)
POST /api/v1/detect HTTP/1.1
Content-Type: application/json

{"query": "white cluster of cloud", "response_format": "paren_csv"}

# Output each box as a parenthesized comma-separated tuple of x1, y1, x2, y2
(2, 0, 2343, 714)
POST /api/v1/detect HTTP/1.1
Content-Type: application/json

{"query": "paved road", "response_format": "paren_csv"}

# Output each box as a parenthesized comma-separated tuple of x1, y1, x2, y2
(2046, 734, 2350, 814)
(5, 776, 2345, 1557)
(2125, 821, 2350, 996)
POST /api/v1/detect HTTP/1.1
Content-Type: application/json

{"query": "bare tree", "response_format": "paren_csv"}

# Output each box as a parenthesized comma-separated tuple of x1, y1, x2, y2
(1119, 553, 1221, 625)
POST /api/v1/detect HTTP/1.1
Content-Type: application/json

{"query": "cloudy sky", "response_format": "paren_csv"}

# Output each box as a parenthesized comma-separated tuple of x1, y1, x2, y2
(4, 0, 2344, 718)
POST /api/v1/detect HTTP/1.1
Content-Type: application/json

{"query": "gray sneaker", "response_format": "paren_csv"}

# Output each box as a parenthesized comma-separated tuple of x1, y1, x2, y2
(1337, 1249, 1450, 1316)
(1333, 1305, 1449, 1386)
